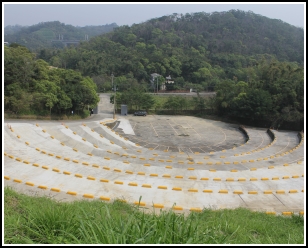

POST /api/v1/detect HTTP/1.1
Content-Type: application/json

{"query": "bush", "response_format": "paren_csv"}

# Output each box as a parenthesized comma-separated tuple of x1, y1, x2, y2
(80, 110, 90, 118)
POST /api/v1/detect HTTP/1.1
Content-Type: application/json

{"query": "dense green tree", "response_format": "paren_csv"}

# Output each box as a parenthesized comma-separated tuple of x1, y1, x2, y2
(4, 45, 36, 88)
(116, 87, 155, 111)
(4, 45, 99, 116)
(163, 96, 188, 114)
(229, 89, 273, 120)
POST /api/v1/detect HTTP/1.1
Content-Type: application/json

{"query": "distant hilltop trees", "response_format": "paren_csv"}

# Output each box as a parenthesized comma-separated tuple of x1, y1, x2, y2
(4, 21, 118, 50)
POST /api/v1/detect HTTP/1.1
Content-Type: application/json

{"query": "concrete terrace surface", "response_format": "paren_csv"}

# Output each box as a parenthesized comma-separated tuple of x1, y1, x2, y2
(3, 98, 305, 215)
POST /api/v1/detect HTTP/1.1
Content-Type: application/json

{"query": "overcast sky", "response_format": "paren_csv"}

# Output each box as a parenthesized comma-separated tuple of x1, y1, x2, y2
(3, 3, 306, 29)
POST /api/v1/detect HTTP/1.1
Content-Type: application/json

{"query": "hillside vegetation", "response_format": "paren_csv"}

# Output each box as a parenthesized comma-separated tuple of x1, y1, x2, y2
(4, 21, 118, 50)
(45, 10, 303, 79)
(4, 44, 99, 117)
(4, 10, 304, 129)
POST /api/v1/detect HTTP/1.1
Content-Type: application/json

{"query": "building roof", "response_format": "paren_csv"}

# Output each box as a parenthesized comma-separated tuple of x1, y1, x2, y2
(151, 73, 161, 77)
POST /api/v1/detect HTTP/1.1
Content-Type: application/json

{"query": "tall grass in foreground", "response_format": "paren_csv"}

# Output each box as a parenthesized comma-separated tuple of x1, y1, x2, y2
(4, 187, 304, 244)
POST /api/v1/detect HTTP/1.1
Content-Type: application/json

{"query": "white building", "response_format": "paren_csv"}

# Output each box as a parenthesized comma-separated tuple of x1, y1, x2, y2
(162, 75, 174, 90)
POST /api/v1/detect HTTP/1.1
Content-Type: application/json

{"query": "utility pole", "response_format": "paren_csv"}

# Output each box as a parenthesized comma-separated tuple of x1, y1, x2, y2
(156, 76, 158, 94)
(112, 73, 115, 119)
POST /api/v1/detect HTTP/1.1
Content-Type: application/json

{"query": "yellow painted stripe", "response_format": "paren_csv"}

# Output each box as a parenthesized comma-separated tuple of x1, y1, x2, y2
(83, 194, 94, 199)
(172, 187, 182, 191)
(233, 190, 243, 194)
(190, 208, 202, 212)
(282, 212, 292, 216)
(172, 206, 183, 211)
(67, 191, 77, 195)
(226, 178, 234, 182)
(100, 196, 110, 201)
(142, 184, 151, 188)
(153, 204, 164, 208)
(266, 211, 276, 215)
(134, 201, 145, 206)
(276, 190, 285, 194)
(248, 191, 258, 194)
(264, 190, 272, 194)
(289, 190, 298, 193)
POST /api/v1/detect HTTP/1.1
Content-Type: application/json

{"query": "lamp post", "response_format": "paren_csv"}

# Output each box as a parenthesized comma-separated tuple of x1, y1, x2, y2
(111, 73, 116, 119)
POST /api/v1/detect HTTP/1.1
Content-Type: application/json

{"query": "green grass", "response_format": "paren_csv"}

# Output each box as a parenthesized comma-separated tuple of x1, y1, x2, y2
(4, 187, 304, 244)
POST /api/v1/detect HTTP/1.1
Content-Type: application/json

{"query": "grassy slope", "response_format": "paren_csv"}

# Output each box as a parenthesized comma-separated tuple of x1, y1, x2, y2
(4, 187, 304, 244)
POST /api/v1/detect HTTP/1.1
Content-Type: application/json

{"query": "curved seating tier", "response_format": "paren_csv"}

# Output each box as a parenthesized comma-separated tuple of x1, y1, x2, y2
(4, 118, 304, 215)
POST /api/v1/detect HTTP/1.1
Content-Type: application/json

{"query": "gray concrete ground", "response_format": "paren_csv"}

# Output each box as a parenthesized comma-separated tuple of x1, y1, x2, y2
(3, 94, 305, 215)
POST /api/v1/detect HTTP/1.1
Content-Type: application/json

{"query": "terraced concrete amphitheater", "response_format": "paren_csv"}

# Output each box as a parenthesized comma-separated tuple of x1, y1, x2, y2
(4, 96, 305, 216)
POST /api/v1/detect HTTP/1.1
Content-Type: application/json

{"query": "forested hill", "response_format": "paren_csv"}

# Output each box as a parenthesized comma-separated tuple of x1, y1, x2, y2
(45, 10, 303, 85)
(4, 21, 118, 50)
(112, 10, 304, 63)
(4, 9, 304, 129)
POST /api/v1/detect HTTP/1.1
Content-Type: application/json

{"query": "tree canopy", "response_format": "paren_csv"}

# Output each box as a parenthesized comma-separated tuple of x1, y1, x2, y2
(4, 10, 304, 129)
(4, 45, 99, 116)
